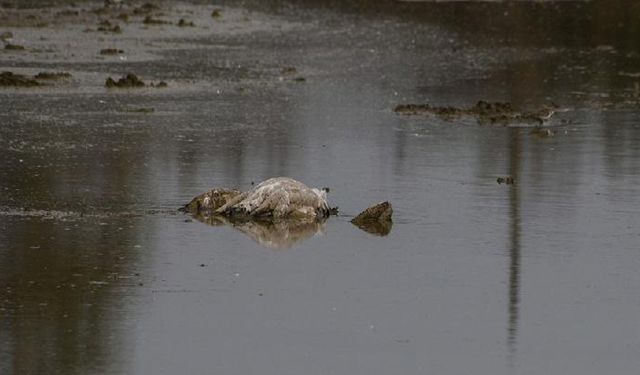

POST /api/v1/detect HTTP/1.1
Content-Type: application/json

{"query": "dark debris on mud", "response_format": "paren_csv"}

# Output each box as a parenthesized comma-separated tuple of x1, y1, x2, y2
(100, 48, 124, 55)
(105, 73, 167, 88)
(497, 176, 515, 185)
(395, 100, 558, 126)
(105, 73, 145, 88)
(4, 43, 24, 50)
(34, 71, 71, 80)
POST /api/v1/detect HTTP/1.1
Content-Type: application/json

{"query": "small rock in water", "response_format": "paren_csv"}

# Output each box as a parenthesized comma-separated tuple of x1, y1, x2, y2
(351, 201, 393, 236)
(497, 176, 515, 185)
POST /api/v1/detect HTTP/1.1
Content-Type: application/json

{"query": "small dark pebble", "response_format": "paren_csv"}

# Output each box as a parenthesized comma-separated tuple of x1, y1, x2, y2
(211, 9, 221, 18)
(100, 48, 124, 55)
(177, 19, 195, 27)
(497, 176, 515, 185)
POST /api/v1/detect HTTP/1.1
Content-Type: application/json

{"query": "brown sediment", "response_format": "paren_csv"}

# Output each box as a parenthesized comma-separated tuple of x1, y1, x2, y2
(100, 48, 124, 55)
(177, 19, 195, 27)
(4, 43, 24, 50)
(0, 71, 41, 87)
(34, 72, 71, 80)
(395, 100, 558, 126)
(105, 73, 145, 88)
(281, 66, 297, 75)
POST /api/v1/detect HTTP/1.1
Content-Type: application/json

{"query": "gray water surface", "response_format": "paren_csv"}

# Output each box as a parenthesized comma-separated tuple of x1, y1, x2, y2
(1, 1, 640, 374)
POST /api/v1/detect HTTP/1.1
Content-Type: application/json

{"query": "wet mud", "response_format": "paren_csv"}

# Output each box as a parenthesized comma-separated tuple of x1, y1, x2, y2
(395, 101, 558, 126)
(0, 70, 40, 86)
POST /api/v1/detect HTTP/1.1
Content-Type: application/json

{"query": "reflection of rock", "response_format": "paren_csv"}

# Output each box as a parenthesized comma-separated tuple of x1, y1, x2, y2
(193, 214, 326, 249)
(351, 201, 393, 236)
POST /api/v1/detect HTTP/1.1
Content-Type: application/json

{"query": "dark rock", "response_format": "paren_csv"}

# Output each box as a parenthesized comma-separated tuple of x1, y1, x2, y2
(351, 201, 393, 236)
(211, 9, 221, 18)
(34, 72, 71, 79)
(497, 176, 515, 185)
(100, 48, 124, 55)
(177, 19, 195, 27)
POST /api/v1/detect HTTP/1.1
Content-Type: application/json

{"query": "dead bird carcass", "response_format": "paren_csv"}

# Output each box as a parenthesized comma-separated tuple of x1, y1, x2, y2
(184, 177, 334, 220)
(183, 178, 394, 245)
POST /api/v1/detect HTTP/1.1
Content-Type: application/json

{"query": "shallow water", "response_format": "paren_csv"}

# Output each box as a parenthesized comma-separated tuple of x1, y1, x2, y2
(1, 1, 640, 374)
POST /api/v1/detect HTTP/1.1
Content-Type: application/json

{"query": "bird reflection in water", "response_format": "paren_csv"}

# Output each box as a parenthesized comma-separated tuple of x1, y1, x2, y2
(192, 213, 327, 249)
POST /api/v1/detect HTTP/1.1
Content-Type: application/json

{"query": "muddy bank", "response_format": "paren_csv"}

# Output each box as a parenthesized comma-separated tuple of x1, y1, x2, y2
(395, 101, 558, 126)
(105, 73, 166, 88)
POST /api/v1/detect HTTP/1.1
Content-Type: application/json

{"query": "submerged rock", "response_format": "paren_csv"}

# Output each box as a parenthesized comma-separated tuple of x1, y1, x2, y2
(351, 201, 393, 236)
